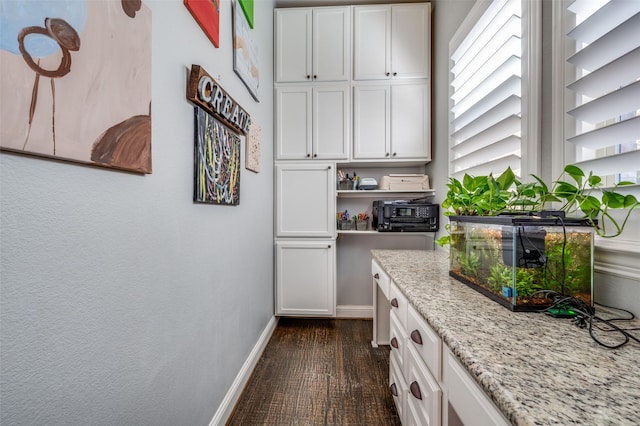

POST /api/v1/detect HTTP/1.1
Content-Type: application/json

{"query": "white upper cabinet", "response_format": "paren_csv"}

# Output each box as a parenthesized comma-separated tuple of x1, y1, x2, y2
(354, 4, 431, 81)
(276, 85, 350, 160)
(353, 81, 430, 161)
(275, 7, 351, 83)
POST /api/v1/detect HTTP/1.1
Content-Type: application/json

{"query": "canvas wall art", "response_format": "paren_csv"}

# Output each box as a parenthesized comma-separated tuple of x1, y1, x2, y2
(245, 121, 260, 173)
(238, 0, 254, 29)
(194, 107, 241, 205)
(0, 0, 152, 174)
(184, 0, 220, 48)
(233, 0, 259, 101)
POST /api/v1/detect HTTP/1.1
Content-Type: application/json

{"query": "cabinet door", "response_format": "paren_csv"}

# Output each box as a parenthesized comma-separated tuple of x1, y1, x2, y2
(353, 6, 391, 80)
(391, 4, 431, 79)
(390, 82, 431, 160)
(313, 86, 349, 160)
(275, 163, 336, 238)
(276, 240, 335, 317)
(353, 85, 390, 159)
(275, 9, 312, 83)
(275, 87, 312, 160)
(313, 7, 350, 82)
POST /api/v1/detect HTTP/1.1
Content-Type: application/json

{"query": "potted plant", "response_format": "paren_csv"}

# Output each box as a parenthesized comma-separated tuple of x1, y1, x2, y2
(437, 165, 639, 311)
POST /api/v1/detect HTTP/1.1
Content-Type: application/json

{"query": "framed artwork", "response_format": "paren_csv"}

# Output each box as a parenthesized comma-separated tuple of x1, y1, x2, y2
(238, 0, 254, 29)
(0, 0, 152, 174)
(245, 122, 260, 173)
(184, 0, 220, 48)
(233, 0, 259, 101)
(194, 107, 241, 205)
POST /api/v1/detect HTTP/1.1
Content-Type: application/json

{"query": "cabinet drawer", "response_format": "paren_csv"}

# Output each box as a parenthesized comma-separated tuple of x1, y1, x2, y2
(390, 349, 408, 422)
(407, 304, 441, 381)
(389, 282, 408, 329)
(406, 344, 442, 426)
(444, 348, 509, 426)
(389, 310, 407, 373)
(371, 259, 390, 300)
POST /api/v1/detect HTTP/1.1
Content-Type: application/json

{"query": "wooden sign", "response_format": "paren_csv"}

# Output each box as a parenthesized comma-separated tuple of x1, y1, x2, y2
(186, 64, 251, 135)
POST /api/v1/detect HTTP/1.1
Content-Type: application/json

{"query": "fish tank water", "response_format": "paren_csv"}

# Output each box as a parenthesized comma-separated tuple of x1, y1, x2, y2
(448, 215, 594, 311)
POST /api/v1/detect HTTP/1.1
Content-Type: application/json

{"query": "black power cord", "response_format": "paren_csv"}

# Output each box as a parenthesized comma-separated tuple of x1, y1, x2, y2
(529, 215, 639, 349)
(534, 290, 639, 349)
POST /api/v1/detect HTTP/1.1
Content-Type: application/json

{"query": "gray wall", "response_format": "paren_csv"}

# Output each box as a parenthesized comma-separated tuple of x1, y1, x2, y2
(0, 1, 275, 425)
(425, 0, 475, 241)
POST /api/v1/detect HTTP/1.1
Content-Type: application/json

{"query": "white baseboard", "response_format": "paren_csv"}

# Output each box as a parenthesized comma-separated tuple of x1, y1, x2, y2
(336, 305, 373, 319)
(209, 315, 278, 426)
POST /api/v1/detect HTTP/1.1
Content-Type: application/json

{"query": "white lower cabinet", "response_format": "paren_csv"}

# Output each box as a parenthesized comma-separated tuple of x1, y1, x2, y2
(443, 347, 510, 426)
(375, 260, 509, 425)
(276, 240, 335, 317)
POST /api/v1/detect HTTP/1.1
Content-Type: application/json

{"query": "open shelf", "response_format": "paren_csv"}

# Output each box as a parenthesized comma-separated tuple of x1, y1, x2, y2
(337, 189, 435, 199)
(337, 230, 436, 236)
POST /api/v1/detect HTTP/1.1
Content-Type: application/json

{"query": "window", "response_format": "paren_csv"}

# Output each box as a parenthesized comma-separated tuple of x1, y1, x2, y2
(563, 0, 640, 189)
(449, 0, 540, 180)
(558, 0, 640, 245)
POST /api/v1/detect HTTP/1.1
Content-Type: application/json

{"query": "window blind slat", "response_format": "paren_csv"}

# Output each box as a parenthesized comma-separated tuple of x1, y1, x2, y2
(452, 53, 521, 104)
(452, 115, 520, 156)
(452, 154, 520, 180)
(567, 79, 640, 124)
(451, 56, 521, 117)
(452, 26, 520, 90)
(567, 0, 640, 45)
(452, 95, 520, 141)
(452, 0, 515, 71)
(452, 76, 521, 129)
(574, 150, 640, 177)
(452, 135, 520, 170)
(567, 116, 640, 150)
(567, 46, 640, 98)
(567, 12, 640, 73)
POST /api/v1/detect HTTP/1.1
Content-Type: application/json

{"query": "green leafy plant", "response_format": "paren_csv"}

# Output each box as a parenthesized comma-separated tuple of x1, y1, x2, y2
(436, 165, 639, 246)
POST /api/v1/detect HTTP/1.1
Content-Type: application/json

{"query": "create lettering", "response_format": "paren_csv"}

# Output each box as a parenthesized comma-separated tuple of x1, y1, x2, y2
(193, 72, 251, 134)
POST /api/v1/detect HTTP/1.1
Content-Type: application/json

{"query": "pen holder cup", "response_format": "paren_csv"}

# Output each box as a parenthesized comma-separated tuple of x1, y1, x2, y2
(356, 219, 369, 231)
(338, 180, 354, 190)
(338, 219, 353, 230)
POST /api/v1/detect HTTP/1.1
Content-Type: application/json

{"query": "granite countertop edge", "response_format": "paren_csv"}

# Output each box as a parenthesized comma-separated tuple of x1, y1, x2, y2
(371, 248, 640, 426)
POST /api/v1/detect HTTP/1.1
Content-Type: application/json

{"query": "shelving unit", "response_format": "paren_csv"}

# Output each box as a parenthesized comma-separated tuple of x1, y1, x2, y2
(337, 189, 435, 198)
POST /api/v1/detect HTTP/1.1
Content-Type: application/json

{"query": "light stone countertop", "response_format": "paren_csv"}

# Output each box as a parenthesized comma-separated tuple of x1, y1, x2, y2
(371, 249, 640, 426)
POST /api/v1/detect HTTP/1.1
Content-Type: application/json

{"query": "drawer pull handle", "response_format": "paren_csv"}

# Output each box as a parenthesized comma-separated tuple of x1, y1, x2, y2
(390, 337, 399, 349)
(410, 381, 422, 400)
(390, 383, 398, 397)
(390, 298, 398, 308)
(411, 330, 423, 345)
(374, 273, 379, 279)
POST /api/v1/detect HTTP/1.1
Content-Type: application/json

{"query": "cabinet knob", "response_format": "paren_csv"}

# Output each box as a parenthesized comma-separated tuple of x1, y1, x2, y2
(327, 165, 332, 170)
(410, 381, 422, 400)
(411, 329, 423, 345)
(306, 75, 311, 79)
(390, 383, 398, 397)
(390, 298, 398, 308)
(313, 75, 317, 79)
(313, 153, 317, 158)
(385, 152, 390, 157)
(390, 337, 399, 349)
(385, 72, 390, 76)
(393, 72, 398, 76)
(393, 152, 397, 157)
(306, 153, 311, 158)
(328, 244, 331, 248)
(374, 273, 380, 279)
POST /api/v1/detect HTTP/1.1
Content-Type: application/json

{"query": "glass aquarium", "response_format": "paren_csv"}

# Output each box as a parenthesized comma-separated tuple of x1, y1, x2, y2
(448, 215, 594, 311)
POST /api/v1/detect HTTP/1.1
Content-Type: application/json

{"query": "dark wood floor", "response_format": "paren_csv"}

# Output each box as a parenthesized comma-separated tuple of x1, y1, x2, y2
(227, 318, 401, 426)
